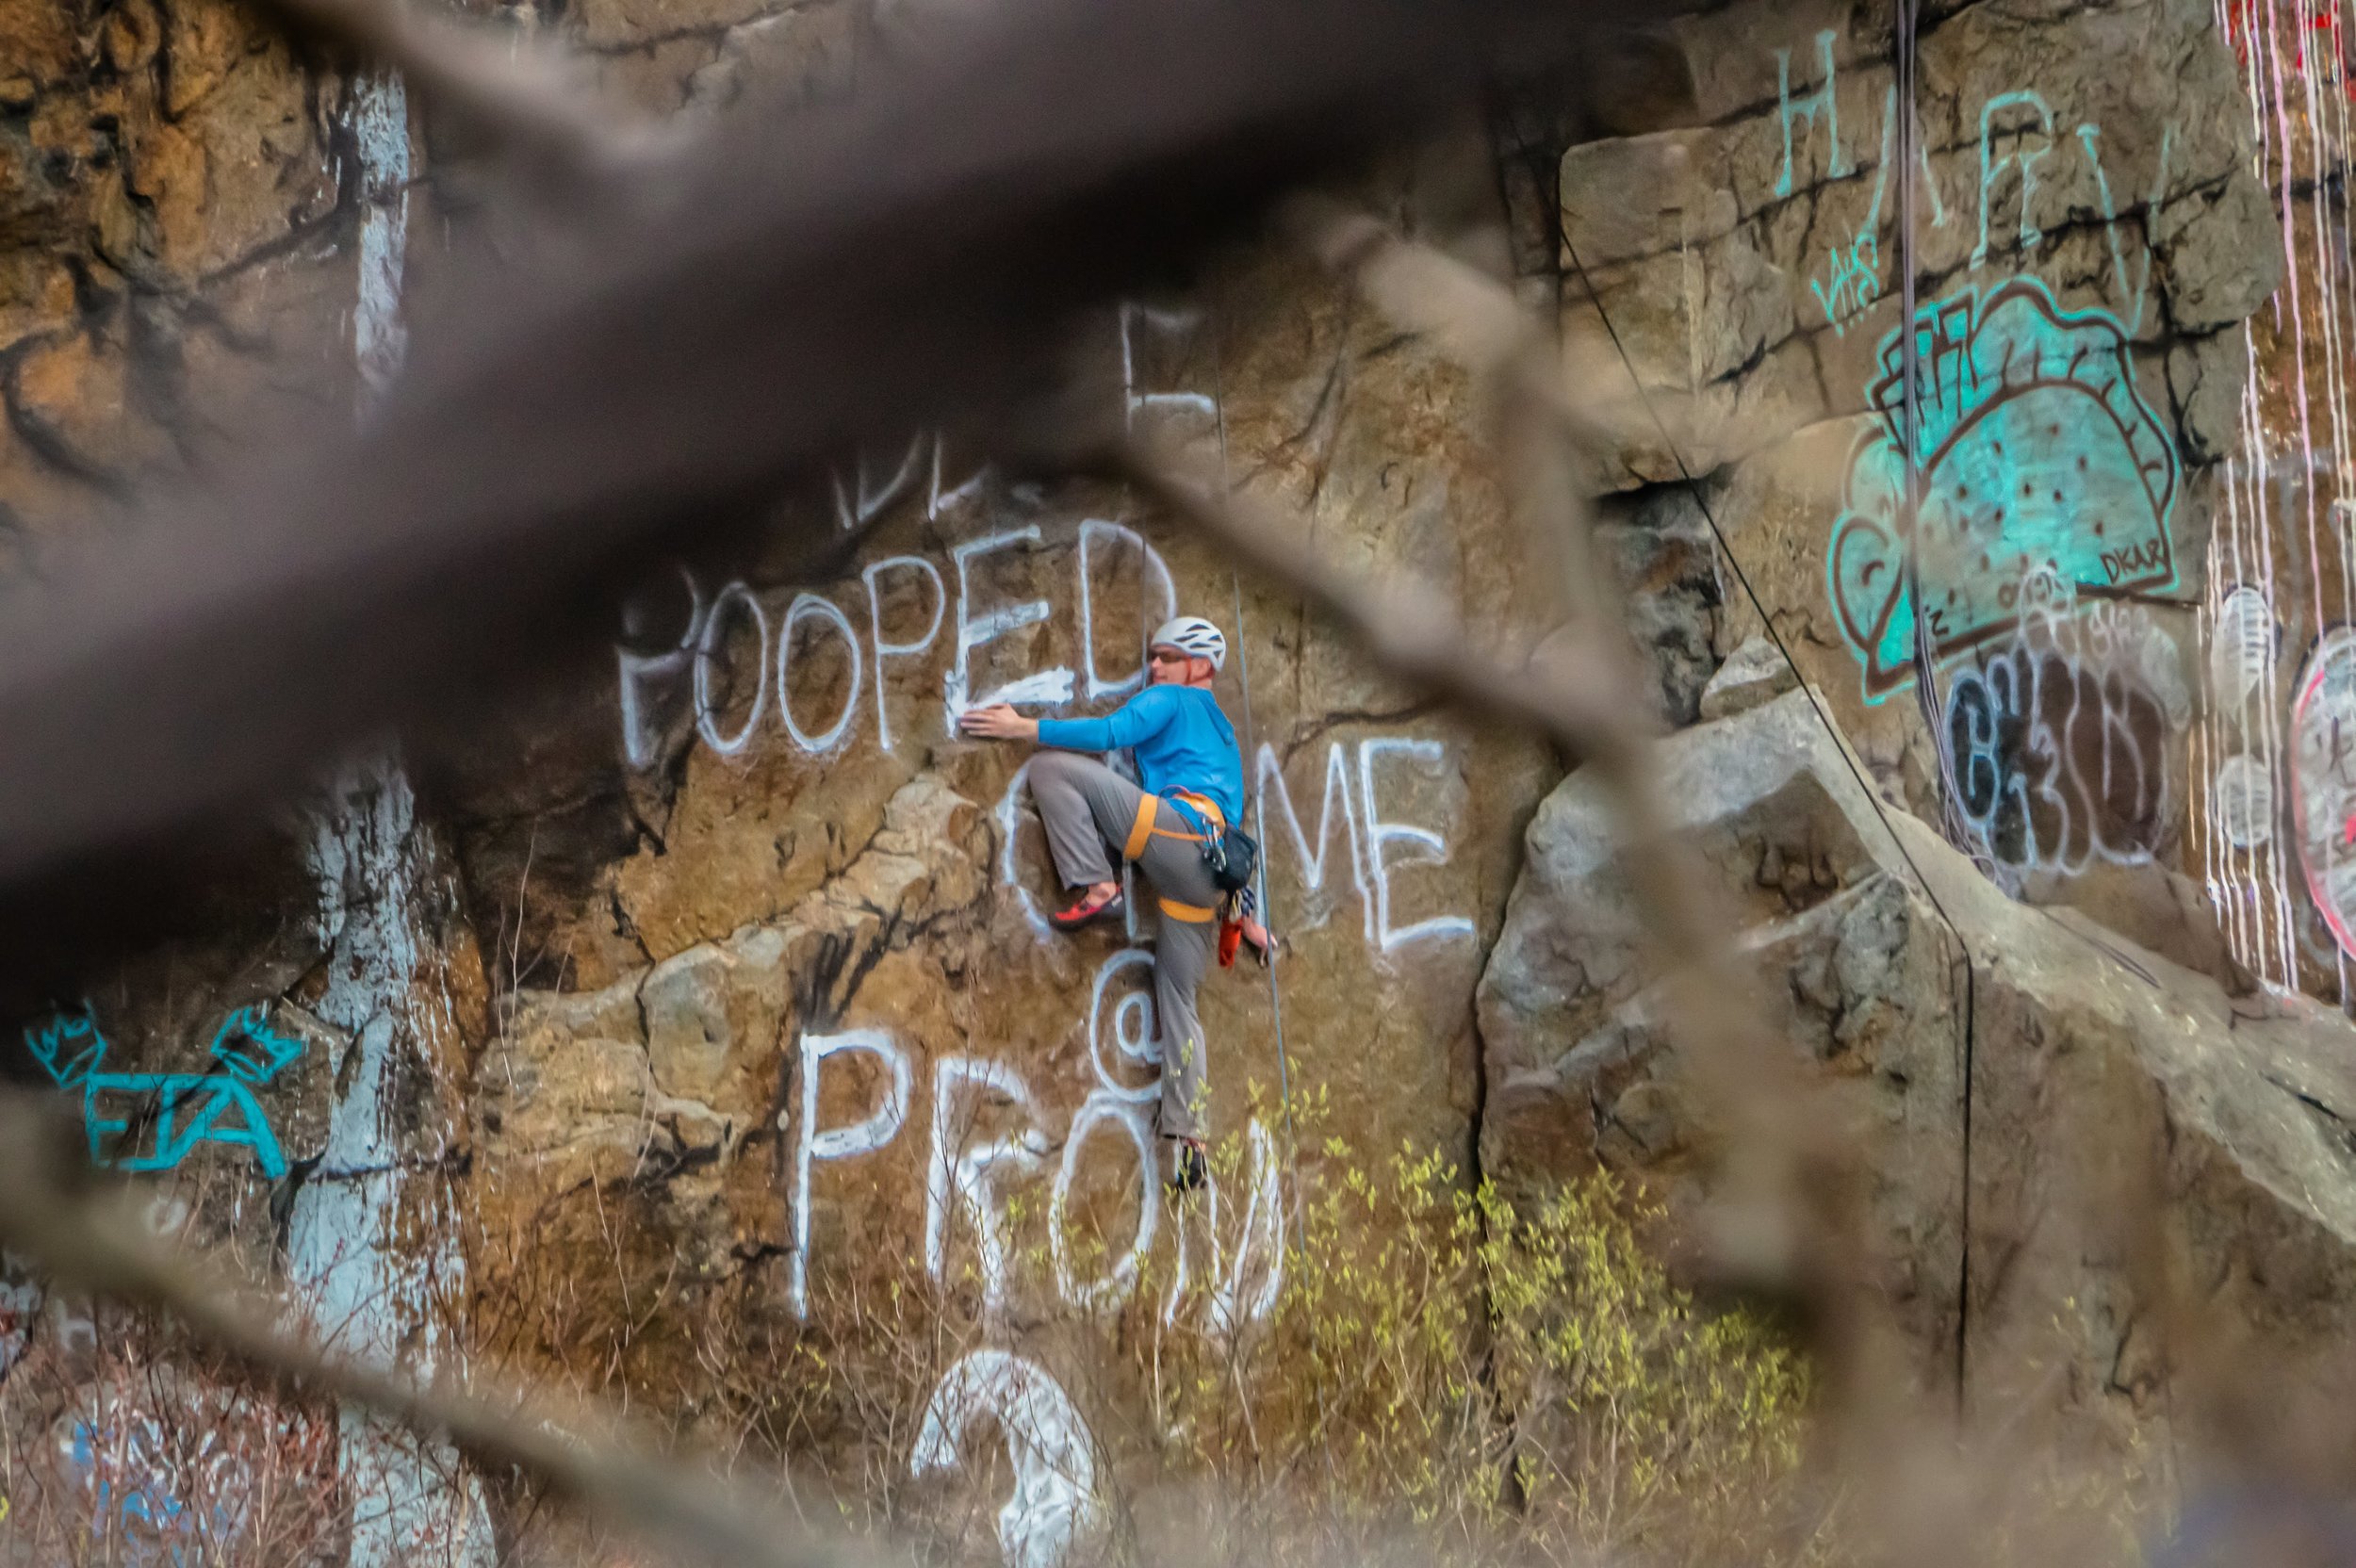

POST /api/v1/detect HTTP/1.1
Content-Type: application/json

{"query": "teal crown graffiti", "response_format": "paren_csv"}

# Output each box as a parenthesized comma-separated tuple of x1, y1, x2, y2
(1826, 278, 2179, 702)
(20, 1004, 304, 1179)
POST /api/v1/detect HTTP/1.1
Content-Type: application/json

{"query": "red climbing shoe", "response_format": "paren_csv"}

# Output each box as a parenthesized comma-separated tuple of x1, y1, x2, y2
(1049, 884, 1126, 931)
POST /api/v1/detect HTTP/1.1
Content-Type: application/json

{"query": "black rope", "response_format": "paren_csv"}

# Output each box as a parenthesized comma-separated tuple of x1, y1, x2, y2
(1560, 32, 1983, 1411)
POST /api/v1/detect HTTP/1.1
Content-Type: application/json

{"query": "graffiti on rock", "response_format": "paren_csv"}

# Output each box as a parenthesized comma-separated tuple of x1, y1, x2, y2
(787, 950, 1284, 1330)
(1773, 30, 1848, 199)
(2211, 582, 2279, 708)
(1249, 738, 1475, 954)
(1827, 278, 2180, 703)
(1943, 589, 2178, 873)
(25, 1006, 304, 1180)
(1773, 33, 2169, 331)
(620, 519, 1178, 769)
(55, 1376, 332, 1566)
(912, 1349, 1104, 1568)
(1810, 232, 1880, 337)
(2214, 753, 2276, 850)
(2289, 629, 2356, 957)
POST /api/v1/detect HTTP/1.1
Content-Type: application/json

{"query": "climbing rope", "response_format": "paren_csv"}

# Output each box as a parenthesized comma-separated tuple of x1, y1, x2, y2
(1206, 326, 1305, 1172)
(1560, 0, 1987, 1404)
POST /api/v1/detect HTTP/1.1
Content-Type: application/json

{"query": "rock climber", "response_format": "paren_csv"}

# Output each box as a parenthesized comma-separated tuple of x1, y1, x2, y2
(959, 614, 1269, 1191)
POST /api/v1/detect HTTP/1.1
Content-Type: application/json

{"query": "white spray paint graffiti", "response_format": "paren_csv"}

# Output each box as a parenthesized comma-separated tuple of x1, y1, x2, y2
(911, 1350, 1104, 1568)
(2212, 583, 2278, 708)
(788, 1030, 912, 1318)
(1163, 1118, 1285, 1341)
(1121, 302, 1220, 433)
(865, 554, 947, 753)
(790, 951, 1284, 1328)
(943, 527, 1079, 735)
(1078, 518, 1177, 701)
(926, 1057, 1053, 1316)
(1050, 1093, 1159, 1313)
(695, 581, 771, 757)
(833, 435, 927, 533)
(1254, 740, 1474, 954)
(2290, 629, 2356, 960)
(777, 592, 865, 754)
(622, 521, 1190, 765)
(617, 567, 706, 769)
(1084, 949, 1162, 1102)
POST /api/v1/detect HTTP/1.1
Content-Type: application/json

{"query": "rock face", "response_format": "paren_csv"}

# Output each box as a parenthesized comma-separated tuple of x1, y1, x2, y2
(1481, 687, 2356, 1430)
(448, 246, 1562, 1446)
(8, 0, 2356, 1556)
(1554, 0, 2282, 934)
(0, 0, 386, 547)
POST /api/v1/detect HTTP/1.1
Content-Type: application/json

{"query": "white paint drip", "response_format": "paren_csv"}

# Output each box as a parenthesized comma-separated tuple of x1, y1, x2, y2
(289, 759, 495, 1568)
(351, 71, 410, 405)
(911, 1350, 1103, 1568)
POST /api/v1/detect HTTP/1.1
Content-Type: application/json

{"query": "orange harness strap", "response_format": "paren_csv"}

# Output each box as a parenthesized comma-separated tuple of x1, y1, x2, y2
(1122, 794, 1157, 860)
(1122, 791, 1225, 860)
(1157, 897, 1218, 923)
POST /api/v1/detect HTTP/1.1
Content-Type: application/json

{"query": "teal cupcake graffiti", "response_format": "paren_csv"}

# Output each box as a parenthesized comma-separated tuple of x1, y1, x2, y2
(1827, 278, 2178, 702)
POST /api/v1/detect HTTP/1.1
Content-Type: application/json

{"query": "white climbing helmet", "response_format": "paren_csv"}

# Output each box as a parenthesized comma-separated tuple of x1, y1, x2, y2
(1151, 615, 1227, 673)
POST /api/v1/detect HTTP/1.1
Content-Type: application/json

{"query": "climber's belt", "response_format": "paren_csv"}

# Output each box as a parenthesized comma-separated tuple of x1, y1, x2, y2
(1156, 898, 1218, 923)
(1122, 791, 1225, 861)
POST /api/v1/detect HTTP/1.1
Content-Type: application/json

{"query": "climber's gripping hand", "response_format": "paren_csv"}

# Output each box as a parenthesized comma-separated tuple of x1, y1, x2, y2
(958, 703, 1039, 742)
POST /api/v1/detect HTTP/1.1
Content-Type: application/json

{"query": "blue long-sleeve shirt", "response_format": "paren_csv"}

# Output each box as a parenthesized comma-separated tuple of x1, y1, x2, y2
(1037, 685, 1243, 825)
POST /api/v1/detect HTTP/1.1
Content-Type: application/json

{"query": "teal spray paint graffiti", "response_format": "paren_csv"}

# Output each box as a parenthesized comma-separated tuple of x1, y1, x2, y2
(24, 1006, 304, 1179)
(1825, 276, 2180, 704)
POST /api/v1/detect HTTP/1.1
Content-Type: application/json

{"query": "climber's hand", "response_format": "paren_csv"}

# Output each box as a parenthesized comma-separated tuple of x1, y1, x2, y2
(959, 704, 1037, 742)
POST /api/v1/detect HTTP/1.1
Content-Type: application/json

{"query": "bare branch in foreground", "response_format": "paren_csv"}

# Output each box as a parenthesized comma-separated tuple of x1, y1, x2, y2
(1114, 440, 1644, 774)
(0, 1096, 868, 1568)
(1159, 206, 1906, 1416)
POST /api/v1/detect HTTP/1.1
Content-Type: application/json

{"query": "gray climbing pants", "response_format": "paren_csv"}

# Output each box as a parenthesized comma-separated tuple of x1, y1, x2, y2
(1027, 749, 1221, 1141)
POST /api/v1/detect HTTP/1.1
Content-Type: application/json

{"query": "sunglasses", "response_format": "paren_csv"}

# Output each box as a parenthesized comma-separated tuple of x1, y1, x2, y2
(1148, 647, 1193, 666)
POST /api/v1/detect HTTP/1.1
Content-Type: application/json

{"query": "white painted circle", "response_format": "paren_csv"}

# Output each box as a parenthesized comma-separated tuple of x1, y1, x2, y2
(776, 592, 864, 754)
(2211, 584, 2275, 711)
(694, 581, 770, 757)
(1086, 950, 1161, 1102)
(2212, 753, 2274, 850)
